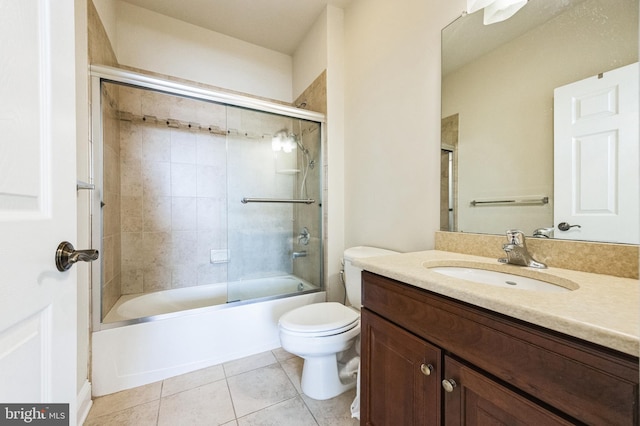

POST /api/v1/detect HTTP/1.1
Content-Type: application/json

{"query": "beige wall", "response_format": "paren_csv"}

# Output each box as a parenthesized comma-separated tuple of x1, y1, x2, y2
(343, 0, 463, 252)
(112, 1, 293, 102)
(442, 0, 638, 235)
(292, 8, 328, 100)
(324, 5, 346, 303)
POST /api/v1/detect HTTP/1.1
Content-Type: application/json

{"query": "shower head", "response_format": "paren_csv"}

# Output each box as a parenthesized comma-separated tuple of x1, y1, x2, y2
(271, 128, 309, 155)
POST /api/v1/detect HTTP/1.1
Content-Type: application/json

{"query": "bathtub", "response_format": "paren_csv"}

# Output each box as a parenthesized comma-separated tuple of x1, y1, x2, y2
(92, 276, 325, 396)
(103, 275, 317, 322)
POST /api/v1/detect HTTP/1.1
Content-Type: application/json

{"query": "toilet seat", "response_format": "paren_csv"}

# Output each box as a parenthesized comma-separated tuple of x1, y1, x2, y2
(279, 302, 359, 336)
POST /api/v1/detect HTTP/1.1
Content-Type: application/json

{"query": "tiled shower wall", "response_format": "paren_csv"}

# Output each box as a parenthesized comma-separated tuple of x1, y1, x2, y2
(101, 83, 323, 316)
(116, 85, 229, 295)
(101, 84, 122, 314)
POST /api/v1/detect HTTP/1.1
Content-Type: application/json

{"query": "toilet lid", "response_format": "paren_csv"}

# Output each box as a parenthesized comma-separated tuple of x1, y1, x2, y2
(279, 302, 359, 334)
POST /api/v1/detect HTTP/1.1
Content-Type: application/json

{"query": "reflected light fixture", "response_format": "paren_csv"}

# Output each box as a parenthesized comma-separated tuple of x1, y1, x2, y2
(467, 0, 528, 25)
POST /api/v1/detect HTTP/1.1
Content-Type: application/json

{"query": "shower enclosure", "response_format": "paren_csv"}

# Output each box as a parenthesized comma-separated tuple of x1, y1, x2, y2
(91, 66, 324, 326)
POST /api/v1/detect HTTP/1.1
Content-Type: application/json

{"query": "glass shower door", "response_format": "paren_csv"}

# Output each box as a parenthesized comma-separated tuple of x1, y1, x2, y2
(97, 81, 232, 322)
(225, 106, 322, 303)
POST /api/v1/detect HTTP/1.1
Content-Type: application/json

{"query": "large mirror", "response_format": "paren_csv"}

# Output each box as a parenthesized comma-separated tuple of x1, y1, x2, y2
(441, 0, 638, 244)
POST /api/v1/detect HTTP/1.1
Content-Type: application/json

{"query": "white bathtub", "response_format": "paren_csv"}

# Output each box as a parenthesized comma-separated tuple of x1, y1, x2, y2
(103, 276, 317, 322)
(92, 276, 325, 396)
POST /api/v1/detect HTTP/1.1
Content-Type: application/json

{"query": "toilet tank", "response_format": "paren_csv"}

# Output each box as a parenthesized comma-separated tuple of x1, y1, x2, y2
(343, 246, 399, 309)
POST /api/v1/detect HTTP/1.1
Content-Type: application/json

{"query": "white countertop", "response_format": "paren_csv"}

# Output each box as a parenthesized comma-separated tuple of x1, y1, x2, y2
(354, 250, 640, 357)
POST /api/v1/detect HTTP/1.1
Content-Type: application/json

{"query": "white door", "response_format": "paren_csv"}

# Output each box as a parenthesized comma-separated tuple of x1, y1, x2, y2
(554, 62, 639, 244)
(0, 0, 79, 422)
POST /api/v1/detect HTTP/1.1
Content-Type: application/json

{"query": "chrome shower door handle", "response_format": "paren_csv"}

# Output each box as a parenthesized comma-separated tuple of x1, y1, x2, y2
(56, 241, 99, 271)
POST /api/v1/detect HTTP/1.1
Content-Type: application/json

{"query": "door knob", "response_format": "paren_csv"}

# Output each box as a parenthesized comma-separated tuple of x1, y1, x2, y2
(56, 241, 99, 271)
(557, 222, 581, 231)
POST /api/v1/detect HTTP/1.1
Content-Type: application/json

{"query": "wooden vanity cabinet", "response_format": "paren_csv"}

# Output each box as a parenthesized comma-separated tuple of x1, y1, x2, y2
(443, 356, 574, 425)
(361, 308, 441, 425)
(360, 271, 639, 426)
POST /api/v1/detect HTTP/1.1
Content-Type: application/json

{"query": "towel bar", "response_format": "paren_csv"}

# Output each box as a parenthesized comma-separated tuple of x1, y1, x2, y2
(470, 196, 548, 206)
(241, 198, 315, 204)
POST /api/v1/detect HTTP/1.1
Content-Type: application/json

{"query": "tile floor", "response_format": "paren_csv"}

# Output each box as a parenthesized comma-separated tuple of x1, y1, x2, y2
(84, 348, 360, 425)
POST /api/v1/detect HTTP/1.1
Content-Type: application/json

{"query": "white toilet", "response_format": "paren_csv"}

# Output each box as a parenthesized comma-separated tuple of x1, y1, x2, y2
(278, 246, 398, 400)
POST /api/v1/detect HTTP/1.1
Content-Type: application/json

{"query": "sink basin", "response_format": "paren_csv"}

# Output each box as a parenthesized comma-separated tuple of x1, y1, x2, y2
(429, 266, 574, 292)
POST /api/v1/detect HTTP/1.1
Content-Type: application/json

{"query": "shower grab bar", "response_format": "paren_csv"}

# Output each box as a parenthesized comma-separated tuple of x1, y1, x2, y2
(241, 197, 315, 205)
(470, 196, 548, 207)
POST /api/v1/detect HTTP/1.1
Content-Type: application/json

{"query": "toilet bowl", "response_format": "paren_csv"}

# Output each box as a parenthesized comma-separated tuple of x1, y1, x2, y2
(278, 246, 398, 401)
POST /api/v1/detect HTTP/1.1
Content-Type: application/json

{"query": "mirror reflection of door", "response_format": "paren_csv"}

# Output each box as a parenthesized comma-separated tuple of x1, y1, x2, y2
(441, 114, 459, 231)
(554, 62, 639, 244)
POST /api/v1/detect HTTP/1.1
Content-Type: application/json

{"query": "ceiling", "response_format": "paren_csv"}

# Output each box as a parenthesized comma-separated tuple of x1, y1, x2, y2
(119, 0, 352, 55)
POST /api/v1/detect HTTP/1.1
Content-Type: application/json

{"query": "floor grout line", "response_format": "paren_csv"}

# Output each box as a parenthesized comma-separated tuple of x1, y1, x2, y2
(155, 380, 163, 426)
(85, 350, 358, 426)
(224, 374, 239, 423)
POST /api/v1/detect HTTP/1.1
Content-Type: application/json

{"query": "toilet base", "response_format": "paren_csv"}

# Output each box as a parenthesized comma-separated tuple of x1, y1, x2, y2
(300, 353, 358, 400)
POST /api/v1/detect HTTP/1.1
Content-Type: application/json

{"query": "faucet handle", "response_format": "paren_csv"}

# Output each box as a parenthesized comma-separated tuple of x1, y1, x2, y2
(505, 229, 525, 245)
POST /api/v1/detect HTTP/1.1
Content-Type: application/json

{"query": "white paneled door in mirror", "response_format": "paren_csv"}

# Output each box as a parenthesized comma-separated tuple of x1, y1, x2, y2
(554, 62, 639, 244)
(0, 0, 78, 421)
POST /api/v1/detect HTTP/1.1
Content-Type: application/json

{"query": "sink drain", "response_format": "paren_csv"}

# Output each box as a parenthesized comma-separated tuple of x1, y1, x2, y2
(505, 281, 518, 286)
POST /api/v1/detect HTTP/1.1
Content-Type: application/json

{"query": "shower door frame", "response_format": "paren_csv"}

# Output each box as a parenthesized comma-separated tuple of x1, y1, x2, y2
(89, 65, 326, 331)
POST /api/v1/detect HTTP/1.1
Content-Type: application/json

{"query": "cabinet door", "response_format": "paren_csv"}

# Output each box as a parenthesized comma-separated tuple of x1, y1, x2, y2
(443, 356, 575, 426)
(361, 309, 441, 425)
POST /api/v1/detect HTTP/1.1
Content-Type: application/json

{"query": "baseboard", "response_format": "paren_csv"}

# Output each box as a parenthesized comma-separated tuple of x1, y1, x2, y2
(77, 380, 93, 425)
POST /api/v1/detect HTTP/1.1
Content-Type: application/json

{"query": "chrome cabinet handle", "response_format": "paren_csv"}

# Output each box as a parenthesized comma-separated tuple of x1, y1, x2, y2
(557, 222, 581, 231)
(420, 363, 434, 376)
(56, 241, 99, 271)
(442, 378, 457, 393)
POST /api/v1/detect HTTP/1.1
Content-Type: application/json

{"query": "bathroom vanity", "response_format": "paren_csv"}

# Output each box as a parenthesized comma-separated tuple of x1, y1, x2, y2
(356, 251, 639, 425)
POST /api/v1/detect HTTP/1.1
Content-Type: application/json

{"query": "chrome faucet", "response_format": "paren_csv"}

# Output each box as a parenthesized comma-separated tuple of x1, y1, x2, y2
(532, 227, 554, 239)
(498, 229, 547, 269)
(292, 250, 307, 259)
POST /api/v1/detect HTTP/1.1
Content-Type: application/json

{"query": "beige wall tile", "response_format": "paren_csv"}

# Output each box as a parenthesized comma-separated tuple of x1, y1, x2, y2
(171, 163, 197, 197)
(142, 161, 171, 197)
(143, 265, 172, 292)
(170, 130, 197, 164)
(142, 196, 172, 232)
(121, 268, 144, 295)
(435, 231, 639, 279)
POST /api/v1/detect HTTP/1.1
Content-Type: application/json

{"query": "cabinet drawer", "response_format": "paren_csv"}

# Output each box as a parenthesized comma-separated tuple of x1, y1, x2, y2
(362, 272, 639, 425)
